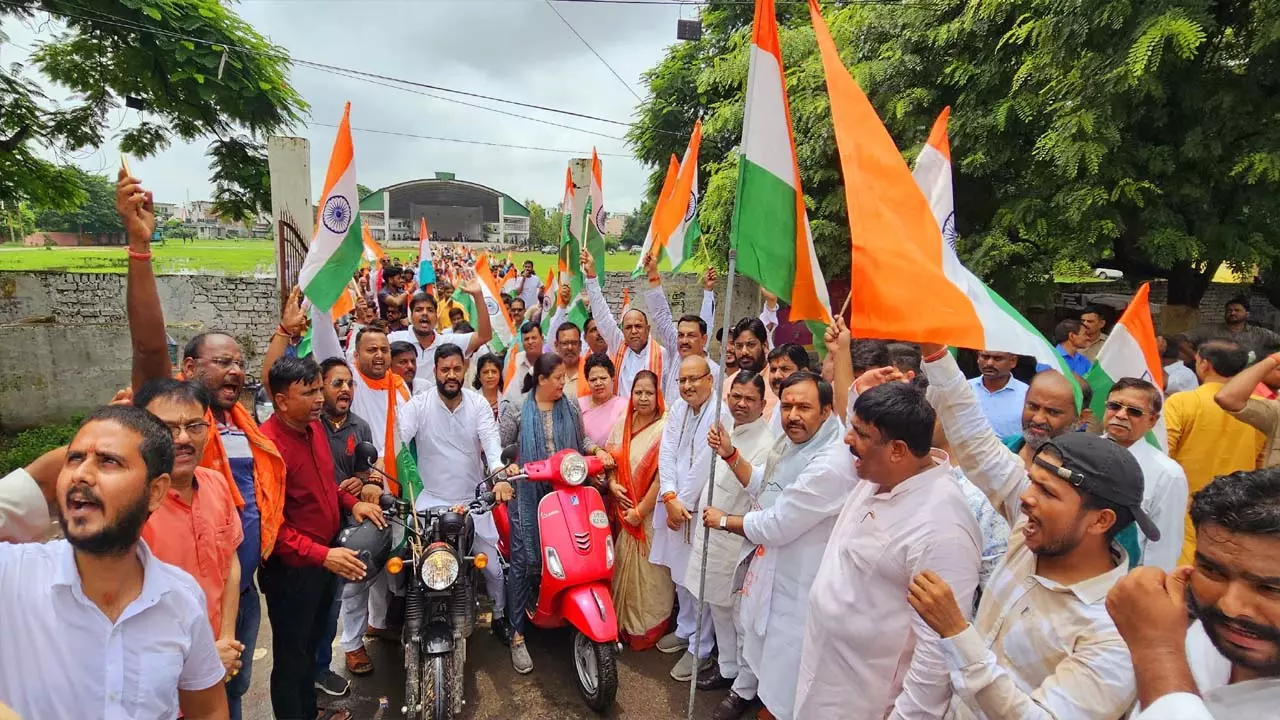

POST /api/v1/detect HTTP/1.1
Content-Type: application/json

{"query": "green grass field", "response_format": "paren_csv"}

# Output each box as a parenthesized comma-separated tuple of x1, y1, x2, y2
(0, 240, 678, 276)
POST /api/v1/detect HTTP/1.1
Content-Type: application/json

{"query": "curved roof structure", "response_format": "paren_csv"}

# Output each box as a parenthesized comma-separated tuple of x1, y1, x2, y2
(359, 176, 529, 221)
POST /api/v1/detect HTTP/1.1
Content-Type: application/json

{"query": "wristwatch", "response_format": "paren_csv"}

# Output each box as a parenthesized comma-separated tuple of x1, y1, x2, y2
(719, 515, 728, 530)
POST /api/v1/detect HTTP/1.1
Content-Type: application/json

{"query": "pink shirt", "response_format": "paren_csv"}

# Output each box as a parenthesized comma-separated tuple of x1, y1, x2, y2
(141, 466, 243, 634)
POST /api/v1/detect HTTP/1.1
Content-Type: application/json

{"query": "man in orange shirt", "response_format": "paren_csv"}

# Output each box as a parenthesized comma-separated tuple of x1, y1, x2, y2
(135, 378, 245, 683)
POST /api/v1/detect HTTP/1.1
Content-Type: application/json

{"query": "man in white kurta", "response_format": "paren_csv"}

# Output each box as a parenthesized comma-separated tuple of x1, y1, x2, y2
(399, 346, 510, 626)
(652, 355, 726, 679)
(794, 383, 982, 719)
(643, 265, 719, 407)
(387, 285, 491, 389)
(684, 371, 774, 695)
(701, 373, 854, 720)
(584, 250, 672, 398)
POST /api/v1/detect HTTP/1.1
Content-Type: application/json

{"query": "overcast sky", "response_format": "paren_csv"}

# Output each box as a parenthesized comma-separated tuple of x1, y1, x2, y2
(3, 0, 687, 212)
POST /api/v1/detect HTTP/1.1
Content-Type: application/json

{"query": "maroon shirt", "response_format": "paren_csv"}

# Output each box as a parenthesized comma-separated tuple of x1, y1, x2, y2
(260, 416, 358, 567)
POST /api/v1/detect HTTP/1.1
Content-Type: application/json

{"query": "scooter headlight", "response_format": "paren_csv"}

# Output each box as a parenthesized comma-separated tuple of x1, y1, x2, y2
(605, 534, 615, 570)
(560, 452, 588, 486)
(421, 546, 460, 590)
(545, 546, 566, 579)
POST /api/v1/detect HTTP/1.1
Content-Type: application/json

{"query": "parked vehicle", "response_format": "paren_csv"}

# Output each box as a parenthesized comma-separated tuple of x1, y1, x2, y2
(342, 442, 507, 720)
(492, 448, 620, 712)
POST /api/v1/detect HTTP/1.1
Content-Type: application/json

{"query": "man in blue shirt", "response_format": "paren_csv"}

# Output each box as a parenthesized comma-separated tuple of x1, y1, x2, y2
(1054, 318, 1093, 376)
(968, 351, 1029, 437)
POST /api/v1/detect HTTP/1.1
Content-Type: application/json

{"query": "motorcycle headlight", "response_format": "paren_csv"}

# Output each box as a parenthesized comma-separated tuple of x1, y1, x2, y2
(559, 452, 588, 486)
(420, 547, 460, 590)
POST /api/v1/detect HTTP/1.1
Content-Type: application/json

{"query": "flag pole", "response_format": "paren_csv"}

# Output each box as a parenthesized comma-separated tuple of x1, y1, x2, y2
(688, 247, 737, 720)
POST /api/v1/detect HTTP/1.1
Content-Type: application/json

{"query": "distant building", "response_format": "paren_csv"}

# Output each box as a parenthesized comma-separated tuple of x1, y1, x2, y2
(358, 172, 531, 246)
(604, 213, 629, 238)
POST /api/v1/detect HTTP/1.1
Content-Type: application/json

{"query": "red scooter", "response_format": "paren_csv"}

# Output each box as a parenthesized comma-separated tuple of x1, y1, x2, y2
(492, 448, 620, 712)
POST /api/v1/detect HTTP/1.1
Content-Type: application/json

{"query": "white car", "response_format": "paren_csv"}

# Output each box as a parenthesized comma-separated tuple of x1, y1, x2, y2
(540, 245, 558, 254)
(1093, 267, 1124, 280)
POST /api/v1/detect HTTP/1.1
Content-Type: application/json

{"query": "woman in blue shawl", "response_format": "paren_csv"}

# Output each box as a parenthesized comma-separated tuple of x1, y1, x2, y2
(498, 352, 615, 674)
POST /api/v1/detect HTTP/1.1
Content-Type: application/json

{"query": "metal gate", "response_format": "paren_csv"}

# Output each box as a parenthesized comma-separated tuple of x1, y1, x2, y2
(277, 209, 307, 301)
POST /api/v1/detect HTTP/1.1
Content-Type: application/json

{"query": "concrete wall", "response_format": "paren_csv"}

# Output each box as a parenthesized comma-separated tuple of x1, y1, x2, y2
(22, 231, 126, 247)
(1055, 278, 1279, 334)
(0, 269, 757, 430)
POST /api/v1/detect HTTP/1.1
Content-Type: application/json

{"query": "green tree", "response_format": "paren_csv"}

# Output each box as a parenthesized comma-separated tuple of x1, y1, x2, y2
(526, 199, 564, 248)
(358, 183, 373, 201)
(0, 200, 36, 243)
(1, 0, 305, 224)
(620, 200, 653, 248)
(628, 1, 1280, 315)
(33, 168, 123, 235)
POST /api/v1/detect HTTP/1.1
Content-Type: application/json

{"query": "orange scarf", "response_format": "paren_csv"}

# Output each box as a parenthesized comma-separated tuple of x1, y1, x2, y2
(610, 391, 666, 542)
(502, 344, 521, 391)
(356, 367, 411, 496)
(613, 341, 663, 393)
(199, 403, 286, 561)
(576, 353, 591, 398)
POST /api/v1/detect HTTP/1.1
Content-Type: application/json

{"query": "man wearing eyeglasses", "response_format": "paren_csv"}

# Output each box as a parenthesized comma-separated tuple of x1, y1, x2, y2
(134, 378, 246, 686)
(1100, 378, 1188, 570)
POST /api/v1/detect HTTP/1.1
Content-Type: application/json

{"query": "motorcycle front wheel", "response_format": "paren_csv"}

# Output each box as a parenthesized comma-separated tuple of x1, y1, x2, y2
(423, 653, 454, 720)
(571, 630, 618, 712)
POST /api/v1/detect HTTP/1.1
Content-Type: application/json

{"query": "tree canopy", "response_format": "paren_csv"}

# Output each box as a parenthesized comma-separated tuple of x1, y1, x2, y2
(526, 199, 564, 248)
(628, 0, 1280, 308)
(33, 167, 122, 235)
(1, 0, 306, 224)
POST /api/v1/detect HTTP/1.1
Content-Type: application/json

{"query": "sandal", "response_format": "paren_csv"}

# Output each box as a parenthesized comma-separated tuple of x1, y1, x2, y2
(317, 709, 353, 720)
(345, 648, 374, 676)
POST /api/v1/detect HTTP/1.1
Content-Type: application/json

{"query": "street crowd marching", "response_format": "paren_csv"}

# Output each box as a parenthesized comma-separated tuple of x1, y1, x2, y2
(5, 0, 1280, 719)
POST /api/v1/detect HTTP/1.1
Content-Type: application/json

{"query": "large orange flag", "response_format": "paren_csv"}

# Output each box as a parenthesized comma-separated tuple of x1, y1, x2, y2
(808, 0, 983, 347)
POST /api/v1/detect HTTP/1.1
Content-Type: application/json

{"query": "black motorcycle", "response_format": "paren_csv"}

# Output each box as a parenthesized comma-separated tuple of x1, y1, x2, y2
(341, 441, 510, 720)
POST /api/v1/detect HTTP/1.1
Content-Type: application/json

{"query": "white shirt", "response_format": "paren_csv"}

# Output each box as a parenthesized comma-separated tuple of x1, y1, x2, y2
(585, 281, 671, 398)
(0, 539, 225, 720)
(387, 329, 477, 388)
(0, 467, 49, 542)
(642, 283, 718, 405)
(1123, 439, 1190, 571)
(1165, 361, 1200, 395)
(795, 454, 982, 720)
(1135, 621, 1280, 718)
(650, 396, 726, 582)
(348, 370, 410, 465)
(518, 273, 543, 310)
(737, 413, 854, 720)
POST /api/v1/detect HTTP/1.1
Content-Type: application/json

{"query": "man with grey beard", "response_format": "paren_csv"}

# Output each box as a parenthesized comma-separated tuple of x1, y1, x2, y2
(998, 369, 1080, 468)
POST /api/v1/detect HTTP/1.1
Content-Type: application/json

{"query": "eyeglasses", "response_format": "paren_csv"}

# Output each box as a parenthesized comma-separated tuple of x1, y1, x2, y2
(165, 420, 211, 438)
(1104, 401, 1147, 419)
(678, 372, 711, 386)
(204, 356, 245, 370)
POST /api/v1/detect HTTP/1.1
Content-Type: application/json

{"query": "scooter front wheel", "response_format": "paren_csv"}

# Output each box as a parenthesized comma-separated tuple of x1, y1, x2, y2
(572, 630, 618, 712)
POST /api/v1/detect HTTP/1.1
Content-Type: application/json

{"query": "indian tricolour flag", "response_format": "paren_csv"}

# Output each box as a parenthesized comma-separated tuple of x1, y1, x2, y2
(808, 1, 1074, 395)
(633, 154, 680, 276)
(417, 217, 436, 289)
(732, 0, 832, 326)
(911, 107, 1076, 395)
(651, 120, 702, 272)
(454, 253, 516, 353)
(1085, 283, 1168, 450)
(299, 103, 363, 312)
(583, 149, 608, 284)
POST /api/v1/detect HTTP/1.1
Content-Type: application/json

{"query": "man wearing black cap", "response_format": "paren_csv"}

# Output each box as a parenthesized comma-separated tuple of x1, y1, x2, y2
(907, 344, 1159, 719)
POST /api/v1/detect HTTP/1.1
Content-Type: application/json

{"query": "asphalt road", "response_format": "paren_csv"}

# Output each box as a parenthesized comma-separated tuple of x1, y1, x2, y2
(243, 602, 728, 720)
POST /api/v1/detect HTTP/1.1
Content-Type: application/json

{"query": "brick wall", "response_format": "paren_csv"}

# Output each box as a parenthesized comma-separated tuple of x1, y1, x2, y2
(0, 270, 757, 429)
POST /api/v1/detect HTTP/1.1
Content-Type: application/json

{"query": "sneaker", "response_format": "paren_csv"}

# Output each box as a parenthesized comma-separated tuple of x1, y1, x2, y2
(510, 638, 533, 675)
(711, 691, 760, 720)
(656, 632, 689, 654)
(669, 652, 713, 682)
(314, 670, 350, 697)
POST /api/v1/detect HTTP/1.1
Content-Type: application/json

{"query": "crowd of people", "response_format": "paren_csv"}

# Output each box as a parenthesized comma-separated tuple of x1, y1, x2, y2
(1, 169, 1279, 720)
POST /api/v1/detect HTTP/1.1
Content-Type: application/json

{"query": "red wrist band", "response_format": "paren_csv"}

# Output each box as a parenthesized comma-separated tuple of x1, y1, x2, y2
(923, 347, 949, 363)
(127, 248, 152, 261)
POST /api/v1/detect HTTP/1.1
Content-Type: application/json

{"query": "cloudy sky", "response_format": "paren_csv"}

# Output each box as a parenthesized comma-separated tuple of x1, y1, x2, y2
(3, 0, 689, 212)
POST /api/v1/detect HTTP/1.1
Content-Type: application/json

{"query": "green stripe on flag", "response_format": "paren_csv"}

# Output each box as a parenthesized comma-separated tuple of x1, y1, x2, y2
(732, 158, 800, 302)
(303, 222, 364, 311)
(981, 282, 1083, 412)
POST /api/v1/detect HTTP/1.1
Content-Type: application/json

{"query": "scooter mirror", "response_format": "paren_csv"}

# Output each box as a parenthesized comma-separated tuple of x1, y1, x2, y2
(500, 444, 519, 465)
(354, 441, 380, 471)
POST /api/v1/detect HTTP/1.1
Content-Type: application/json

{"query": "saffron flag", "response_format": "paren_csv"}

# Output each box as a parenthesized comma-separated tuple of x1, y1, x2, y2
(912, 107, 1076, 393)
(732, 1, 832, 325)
(299, 103, 364, 312)
(634, 154, 681, 276)
(583, 149, 608, 285)
(1085, 283, 1167, 450)
(653, 119, 702, 272)
(361, 224, 385, 265)
(417, 217, 436, 288)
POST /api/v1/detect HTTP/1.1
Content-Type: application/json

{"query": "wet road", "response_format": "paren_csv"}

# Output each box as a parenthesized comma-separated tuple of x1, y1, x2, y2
(243, 603, 727, 720)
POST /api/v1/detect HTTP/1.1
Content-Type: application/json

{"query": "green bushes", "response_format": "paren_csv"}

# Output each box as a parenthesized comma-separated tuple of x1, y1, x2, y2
(0, 419, 80, 474)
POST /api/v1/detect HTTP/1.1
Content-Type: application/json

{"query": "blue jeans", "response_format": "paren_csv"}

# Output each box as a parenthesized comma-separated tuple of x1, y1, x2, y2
(226, 580, 261, 720)
(314, 580, 343, 679)
(505, 480, 551, 636)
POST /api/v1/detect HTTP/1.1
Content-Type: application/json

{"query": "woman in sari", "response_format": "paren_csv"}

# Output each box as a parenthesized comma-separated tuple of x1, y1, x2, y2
(498, 353, 615, 674)
(578, 352, 627, 447)
(605, 370, 673, 650)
